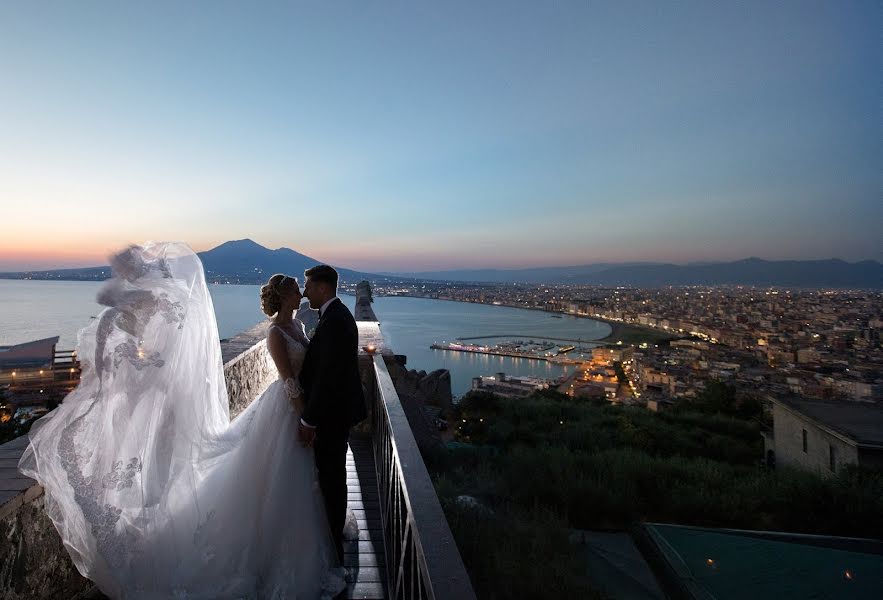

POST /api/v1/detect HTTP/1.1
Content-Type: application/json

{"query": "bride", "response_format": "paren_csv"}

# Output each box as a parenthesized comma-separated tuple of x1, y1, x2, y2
(19, 242, 352, 599)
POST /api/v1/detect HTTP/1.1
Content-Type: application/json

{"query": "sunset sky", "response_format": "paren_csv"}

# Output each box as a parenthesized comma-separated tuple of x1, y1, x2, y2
(1, 2, 880, 272)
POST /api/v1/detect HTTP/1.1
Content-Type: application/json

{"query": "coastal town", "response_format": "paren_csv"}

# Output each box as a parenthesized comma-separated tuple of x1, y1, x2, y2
(344, 280, 883, 407)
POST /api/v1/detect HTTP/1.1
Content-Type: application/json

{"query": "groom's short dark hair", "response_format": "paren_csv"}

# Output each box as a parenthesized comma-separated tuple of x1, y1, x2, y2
(304, 264, 339, 289)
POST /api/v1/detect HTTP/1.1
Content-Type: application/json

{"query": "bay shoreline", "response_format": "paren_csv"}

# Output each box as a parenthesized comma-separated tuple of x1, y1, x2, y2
(374, 293, 674, 345)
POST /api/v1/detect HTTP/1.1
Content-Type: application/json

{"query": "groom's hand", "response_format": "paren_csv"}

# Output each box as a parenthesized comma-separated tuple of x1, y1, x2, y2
(298, 422, 317, 448)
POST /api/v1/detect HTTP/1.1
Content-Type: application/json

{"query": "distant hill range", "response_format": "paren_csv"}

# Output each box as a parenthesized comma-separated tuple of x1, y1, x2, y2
(195, 239, 377, 283)
(1, 243, 880, 288)
(389, 257, 883, 288)
(0, 239, 383, 285)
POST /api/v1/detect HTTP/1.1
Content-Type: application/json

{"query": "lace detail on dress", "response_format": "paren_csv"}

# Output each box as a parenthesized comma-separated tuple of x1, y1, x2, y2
(270, 323, 309, 384)
(112, 339, 165, 370)
(58, 413, 139, 570)
(91, 252, 188, 378)
(102, 458, 143, 491)
(157, 292, 186, 328)
(283, 377, 303, 399)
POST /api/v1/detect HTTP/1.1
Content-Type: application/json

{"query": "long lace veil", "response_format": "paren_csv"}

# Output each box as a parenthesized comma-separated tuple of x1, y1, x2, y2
(19, 241, 231, 597)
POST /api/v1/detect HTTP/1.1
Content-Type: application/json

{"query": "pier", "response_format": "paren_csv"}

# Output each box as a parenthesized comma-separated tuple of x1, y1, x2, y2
(455, 334, 616, 346)
(431, 342, 587, 365)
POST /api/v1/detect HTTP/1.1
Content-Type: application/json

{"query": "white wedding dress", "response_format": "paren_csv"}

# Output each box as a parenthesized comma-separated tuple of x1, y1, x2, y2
(19, 242, 350, 599)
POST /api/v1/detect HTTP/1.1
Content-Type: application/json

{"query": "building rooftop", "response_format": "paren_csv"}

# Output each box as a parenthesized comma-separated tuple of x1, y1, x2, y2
(775, 396, 883, 447)
(640, 523, 883, 600)
(0, 336, 59, 368)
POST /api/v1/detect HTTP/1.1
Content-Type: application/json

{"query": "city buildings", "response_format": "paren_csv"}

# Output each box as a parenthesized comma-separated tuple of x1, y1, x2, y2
(471, 373, 552, 398)
(367, 280, 881, 410)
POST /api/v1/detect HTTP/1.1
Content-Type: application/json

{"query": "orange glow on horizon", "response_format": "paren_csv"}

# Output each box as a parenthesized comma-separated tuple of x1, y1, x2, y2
(0, 236, 225, 270)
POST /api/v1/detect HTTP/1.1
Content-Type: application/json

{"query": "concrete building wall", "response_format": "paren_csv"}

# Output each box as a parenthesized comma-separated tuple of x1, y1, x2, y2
(772, 402, 858, 477)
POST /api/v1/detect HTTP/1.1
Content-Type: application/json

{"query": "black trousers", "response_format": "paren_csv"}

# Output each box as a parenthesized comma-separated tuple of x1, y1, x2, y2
(314, 428, 349, 564)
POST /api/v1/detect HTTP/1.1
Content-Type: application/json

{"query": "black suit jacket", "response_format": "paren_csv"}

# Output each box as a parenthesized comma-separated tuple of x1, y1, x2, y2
(299, 298, 367, 431)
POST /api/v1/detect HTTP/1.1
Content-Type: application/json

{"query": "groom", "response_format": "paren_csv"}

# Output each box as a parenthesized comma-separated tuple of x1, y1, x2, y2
(298, 264, 368, 564)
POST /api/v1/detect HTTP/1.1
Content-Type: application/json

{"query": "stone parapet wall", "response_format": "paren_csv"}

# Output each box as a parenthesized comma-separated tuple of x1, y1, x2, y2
(222, 321, 275, 418)
(0, 489, 90, 599)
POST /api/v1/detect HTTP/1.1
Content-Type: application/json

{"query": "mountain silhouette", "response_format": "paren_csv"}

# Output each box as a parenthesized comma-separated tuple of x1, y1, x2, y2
(389, 258, 883, 288)
(0, 239, 376, 284)
(588, 258, 883, 287)
(1, 243, 880, 288)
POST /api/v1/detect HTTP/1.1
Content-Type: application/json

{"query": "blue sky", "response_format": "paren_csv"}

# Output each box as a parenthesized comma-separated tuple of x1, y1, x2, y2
(0, 1, 880, 271)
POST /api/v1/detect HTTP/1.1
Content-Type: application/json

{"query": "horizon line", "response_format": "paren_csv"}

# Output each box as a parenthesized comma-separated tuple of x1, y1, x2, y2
(0, 236, 880, 275)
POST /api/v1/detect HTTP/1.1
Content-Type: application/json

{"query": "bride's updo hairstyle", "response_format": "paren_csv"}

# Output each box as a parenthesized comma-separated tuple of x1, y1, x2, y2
(260, 273, 299, 317)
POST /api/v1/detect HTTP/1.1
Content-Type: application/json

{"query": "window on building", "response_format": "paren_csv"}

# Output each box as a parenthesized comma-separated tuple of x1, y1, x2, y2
(829, 444, 836, 472)
(802, 429, 808, 453)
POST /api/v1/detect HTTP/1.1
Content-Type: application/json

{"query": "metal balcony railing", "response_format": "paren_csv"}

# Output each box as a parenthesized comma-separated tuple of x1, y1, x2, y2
(368, 353, 476, 600)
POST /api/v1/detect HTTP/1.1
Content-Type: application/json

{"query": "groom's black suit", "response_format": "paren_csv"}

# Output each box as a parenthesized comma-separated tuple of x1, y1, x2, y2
(299, 298, 367, 562)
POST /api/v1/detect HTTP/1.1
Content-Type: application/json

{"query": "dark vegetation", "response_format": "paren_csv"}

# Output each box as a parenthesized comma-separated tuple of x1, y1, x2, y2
(426, 381, 883, 599)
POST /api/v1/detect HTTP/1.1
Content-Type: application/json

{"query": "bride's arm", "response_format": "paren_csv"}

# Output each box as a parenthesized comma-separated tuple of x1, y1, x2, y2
(267, 327, 304, 413)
